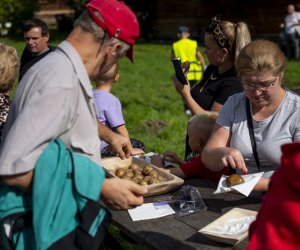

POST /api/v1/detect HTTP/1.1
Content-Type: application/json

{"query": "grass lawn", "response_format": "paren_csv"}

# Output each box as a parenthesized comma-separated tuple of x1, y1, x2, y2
(1, 33, 300, 249)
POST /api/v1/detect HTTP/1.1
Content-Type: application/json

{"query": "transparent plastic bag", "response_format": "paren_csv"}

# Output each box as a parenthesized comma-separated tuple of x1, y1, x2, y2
(168, 185, 207, 217)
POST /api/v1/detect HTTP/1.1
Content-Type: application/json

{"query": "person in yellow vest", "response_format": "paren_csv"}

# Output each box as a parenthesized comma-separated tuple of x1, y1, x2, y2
(171, 26, 206, 115)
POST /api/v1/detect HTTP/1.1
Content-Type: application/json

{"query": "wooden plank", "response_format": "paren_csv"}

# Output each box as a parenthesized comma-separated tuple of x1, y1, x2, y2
(110, 178, 262, 249)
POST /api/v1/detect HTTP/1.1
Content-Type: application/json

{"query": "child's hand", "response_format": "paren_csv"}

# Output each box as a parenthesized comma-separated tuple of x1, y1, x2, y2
(162, 151, 181, 164)
(131, 147, 145, 157)
(150, 154, 164, 168)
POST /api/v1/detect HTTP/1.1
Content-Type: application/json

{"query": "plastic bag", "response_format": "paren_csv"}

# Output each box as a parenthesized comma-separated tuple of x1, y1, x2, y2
(168, 185, 207, 217)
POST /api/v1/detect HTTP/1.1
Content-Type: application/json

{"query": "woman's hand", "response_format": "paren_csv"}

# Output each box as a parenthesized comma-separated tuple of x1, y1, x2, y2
(220, 148, 248, 174)
(173, 74, 191, 96)
(131, 148, 145, 157)
(173, 61, 191, 96)
(253, 177, 270, 192)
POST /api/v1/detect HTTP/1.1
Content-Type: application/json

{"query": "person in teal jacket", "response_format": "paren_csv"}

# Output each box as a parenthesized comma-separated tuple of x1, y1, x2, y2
(0, 139, 110, 249)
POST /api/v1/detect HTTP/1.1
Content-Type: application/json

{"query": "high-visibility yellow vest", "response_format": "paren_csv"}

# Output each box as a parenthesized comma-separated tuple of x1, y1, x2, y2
(173, 38, 203, 81)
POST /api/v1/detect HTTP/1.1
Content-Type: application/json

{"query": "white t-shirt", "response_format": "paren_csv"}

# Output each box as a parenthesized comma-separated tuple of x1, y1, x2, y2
(285, 12, 300, 34)
(217, 90, 300, 174)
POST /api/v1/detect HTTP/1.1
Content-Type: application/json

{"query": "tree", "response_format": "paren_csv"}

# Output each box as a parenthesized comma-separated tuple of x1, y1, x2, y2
(0, 0, 38, 36)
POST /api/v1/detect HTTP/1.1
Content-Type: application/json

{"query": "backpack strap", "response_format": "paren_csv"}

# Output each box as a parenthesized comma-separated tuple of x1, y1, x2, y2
(0, 212, 33, 250)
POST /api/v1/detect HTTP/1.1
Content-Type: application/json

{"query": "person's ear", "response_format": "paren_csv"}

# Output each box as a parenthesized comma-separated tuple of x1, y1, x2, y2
(197, 137, 204, 147)
(218, 48, 227, 60)
(44, 34, 50, 43)
(110, 42, 122, 57)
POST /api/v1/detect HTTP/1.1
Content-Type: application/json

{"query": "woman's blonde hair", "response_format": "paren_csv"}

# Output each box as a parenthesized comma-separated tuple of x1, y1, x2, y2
(188, 111, 218, 143)
(206, 15, 251, 61)
(220, 21, 251, 60)
(235, 39, 287, 80)
(0, 43, 19, 93)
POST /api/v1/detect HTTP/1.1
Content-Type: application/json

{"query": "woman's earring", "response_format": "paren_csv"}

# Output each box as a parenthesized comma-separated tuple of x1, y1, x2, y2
(112, 52, 116, 56)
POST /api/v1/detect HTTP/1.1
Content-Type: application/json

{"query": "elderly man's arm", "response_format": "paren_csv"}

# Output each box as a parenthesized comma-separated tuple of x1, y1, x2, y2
(1, 171, 34, 192)
(101, 178, 148, 210)
(97, 121, 132, 159)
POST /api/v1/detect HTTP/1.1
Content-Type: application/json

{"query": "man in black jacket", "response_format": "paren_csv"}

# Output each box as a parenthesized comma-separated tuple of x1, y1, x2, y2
(19, 18, 56, 80)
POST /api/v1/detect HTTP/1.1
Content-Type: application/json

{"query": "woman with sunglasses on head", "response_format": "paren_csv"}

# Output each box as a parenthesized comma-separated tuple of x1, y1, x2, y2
(173, 15, 251, 159)
(202, 39, 300, 192)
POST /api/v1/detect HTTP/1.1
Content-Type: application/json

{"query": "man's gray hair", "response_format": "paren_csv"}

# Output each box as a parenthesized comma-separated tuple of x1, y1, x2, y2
(73, 10, 130, 57)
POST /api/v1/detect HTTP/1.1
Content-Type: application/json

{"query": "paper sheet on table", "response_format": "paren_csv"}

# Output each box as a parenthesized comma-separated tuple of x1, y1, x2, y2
(128, 201, 175, 221)
(214, 172, 264, 197)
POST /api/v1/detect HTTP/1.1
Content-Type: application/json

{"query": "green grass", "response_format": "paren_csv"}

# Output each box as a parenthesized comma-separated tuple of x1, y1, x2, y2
(2, 34, 300, 249)
(116, 43, 189, 156)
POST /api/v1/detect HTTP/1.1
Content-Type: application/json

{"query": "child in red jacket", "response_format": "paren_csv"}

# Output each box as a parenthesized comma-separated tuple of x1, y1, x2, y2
(151, 111, 228, 182)
(247, 142, 300, 249)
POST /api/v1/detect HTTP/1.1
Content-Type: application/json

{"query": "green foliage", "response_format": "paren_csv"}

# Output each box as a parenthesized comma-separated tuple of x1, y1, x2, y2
(286, 61, 300, 88)
(0, 0, 38, 36)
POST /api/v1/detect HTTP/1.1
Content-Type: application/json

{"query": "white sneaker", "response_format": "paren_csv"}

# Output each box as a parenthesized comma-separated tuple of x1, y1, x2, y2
(185, 109, 191, 116)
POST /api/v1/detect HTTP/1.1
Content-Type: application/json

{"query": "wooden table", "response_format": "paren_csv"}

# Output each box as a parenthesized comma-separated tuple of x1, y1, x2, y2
(111, 178, 262, 250)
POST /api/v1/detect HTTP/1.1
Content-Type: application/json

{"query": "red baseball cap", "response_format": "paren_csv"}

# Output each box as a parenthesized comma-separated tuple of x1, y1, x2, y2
(86, 0, 140, 62)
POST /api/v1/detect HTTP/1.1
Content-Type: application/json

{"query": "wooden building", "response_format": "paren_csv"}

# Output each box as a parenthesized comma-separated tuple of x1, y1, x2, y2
(128, 0, 298, 42)
(36, 0, 299, 41)
(35, 0, 74, 29)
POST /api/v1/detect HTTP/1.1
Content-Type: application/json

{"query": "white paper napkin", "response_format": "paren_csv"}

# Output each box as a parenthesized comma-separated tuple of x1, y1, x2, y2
(128, 201, 175, 221)
(203, 215, 256, 235)
(214, 172, 264, 197)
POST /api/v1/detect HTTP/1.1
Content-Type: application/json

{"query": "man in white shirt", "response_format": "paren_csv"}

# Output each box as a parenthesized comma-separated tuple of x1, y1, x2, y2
(284, 4, 300, 60)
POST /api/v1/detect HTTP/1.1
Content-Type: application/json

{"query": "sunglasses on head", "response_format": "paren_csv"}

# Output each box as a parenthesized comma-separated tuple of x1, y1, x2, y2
(206, 14, 231, 51)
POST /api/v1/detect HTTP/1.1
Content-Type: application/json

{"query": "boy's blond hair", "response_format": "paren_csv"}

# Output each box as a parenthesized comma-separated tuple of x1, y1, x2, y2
(188, 111, 218, 143)
(95, 63, 118, 87)
(0, 43, 19, 93)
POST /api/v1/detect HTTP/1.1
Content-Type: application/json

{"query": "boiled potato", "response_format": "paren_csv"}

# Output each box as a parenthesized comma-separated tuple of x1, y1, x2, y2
(129, 163, 141, 171)
(148, 170, 158, 178)
(148, 178, 160, 185)
(142, 164, 154, 175)
(138, 180, 148, 186)
(133, 174, 144, 182)
(115, 168, 126, 178)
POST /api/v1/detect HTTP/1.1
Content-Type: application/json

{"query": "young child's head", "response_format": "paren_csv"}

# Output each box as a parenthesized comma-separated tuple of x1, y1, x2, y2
(187, 111, 218, 153)
(95, 63, 119, 88)
(0, 43, 19, 94)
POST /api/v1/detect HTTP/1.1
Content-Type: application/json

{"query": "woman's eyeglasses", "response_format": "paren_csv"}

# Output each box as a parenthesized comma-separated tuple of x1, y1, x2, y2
(243, 77, 278, 92)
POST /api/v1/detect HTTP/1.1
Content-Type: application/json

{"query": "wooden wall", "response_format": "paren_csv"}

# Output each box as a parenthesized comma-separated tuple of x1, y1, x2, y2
(129, 0, 296, 42)
(35, 0, 74, 29)
(35, 0, 299, 41)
